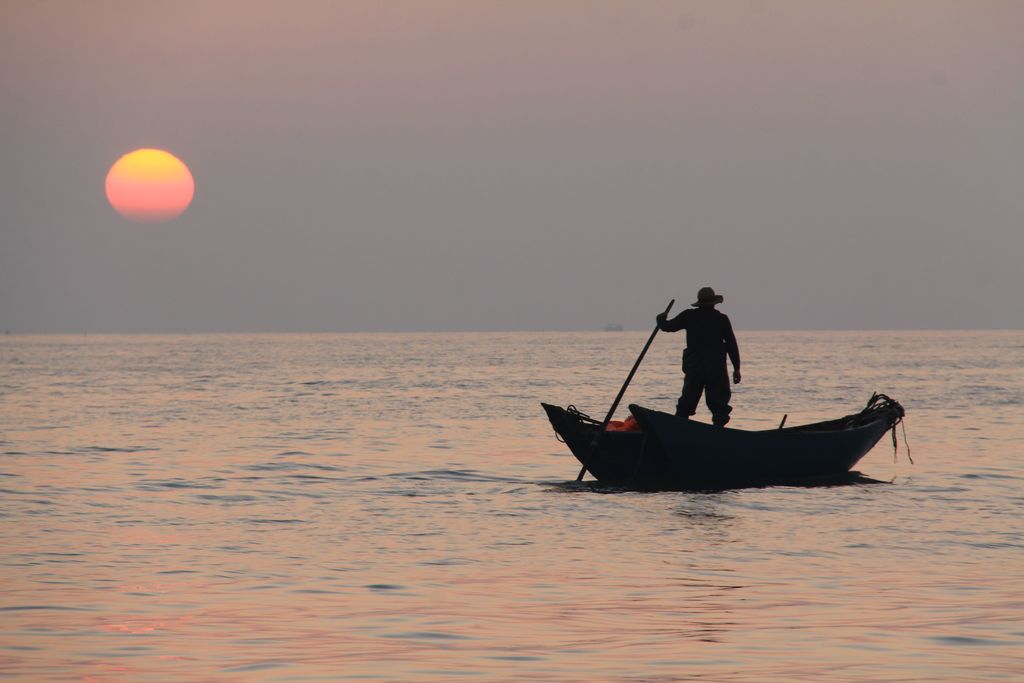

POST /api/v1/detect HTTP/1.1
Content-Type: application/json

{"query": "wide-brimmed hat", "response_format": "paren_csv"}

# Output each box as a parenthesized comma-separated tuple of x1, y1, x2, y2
(692, 286, 724, 307)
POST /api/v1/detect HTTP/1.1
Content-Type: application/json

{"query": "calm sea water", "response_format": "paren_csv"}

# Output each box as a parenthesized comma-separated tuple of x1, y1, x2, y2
(1, 331, 1022, 681)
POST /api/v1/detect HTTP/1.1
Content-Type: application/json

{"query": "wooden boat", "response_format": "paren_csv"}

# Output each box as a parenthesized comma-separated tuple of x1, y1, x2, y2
(542, 394, 905, 490)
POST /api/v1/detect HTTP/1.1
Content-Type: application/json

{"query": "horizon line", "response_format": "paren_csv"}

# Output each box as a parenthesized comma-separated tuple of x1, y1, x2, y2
(2, 327, 1022, 336)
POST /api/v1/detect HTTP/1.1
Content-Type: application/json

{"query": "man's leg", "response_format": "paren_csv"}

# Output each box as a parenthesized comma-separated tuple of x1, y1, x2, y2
(676, 373, 704, 418)
(705, 370, 732, 426)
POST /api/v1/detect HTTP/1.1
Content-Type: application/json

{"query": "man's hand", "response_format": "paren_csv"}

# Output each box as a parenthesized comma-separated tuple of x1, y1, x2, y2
(656, 312, 667, 324)
(733, 369, 742, 384)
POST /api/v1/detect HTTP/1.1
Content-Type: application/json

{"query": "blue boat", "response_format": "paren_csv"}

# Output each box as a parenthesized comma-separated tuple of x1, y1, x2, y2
(542, 394, 905, 490)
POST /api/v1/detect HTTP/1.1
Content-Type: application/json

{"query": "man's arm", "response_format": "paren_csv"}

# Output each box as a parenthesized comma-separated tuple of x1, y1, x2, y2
(724, 315, 741, 383)
(657, 309, 687, 332)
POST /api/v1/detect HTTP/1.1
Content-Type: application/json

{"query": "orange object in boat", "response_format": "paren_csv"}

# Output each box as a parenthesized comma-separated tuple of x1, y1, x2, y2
(605, 415, 641, 432)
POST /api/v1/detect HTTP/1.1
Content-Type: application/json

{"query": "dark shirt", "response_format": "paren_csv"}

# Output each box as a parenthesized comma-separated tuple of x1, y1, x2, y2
(658, 307, 740, 373)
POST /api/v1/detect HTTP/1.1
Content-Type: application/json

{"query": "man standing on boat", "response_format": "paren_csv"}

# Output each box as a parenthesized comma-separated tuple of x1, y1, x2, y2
(656, 286, 741, 427)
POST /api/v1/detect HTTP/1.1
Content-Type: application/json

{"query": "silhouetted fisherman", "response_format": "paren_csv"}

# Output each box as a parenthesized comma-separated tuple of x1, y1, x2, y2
(656, 286, 741, 426)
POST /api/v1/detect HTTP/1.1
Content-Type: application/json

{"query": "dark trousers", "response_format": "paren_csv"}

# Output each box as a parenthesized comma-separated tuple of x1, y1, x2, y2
(676, 368, 732, 426)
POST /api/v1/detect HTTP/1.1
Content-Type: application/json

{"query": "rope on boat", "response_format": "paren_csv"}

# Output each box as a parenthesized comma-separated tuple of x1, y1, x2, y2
(858, 393, 912, 465)
(550, 405, 602, 443)
(901, 419, 913, 465)
(566, 405, 602, 426)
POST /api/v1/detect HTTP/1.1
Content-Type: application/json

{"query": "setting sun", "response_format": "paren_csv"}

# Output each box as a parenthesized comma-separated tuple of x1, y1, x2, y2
(105, 148, 194, 222)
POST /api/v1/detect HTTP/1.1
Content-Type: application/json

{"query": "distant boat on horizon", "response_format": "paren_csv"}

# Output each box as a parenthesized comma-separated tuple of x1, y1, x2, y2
(602, 323, 625, 332)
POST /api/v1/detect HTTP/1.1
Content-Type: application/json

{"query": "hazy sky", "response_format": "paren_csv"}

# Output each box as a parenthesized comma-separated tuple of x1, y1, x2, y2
(2, 1, 1022, 332)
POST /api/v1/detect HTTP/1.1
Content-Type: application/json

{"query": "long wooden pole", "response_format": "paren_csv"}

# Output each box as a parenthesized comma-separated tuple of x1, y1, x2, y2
(576, 298, 675, 481)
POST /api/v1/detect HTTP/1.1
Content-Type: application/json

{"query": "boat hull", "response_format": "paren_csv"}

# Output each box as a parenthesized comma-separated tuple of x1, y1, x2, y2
(542, 396, 903, 490)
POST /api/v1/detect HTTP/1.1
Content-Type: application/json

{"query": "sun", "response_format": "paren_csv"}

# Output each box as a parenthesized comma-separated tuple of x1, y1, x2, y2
(105, 148, 195, 223)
